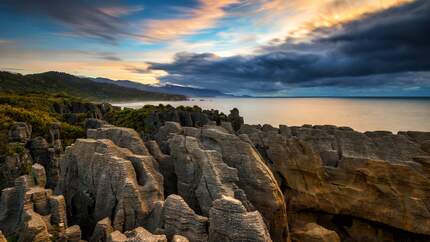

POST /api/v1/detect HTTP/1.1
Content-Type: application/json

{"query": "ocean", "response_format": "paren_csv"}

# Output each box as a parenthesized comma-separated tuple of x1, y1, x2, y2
(113, 97, 430, 132)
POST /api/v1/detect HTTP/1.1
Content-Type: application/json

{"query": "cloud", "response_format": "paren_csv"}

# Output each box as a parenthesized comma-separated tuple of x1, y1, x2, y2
(149, 0, 430, 95)
(140, 0, 239, 41)
(0, 0, 142, 42)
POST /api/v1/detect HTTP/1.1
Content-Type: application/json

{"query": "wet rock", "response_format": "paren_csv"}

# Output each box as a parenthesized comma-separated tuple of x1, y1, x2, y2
(161, 194, 208, 242)
(8, 122, 31, 143)
(208, 196, 272, 242)
(291, 223, 340, 242)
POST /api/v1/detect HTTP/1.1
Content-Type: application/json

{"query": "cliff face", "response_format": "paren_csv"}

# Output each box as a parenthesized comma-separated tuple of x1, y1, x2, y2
(1, 107, 430, 242)
(239, 124, 430, 241)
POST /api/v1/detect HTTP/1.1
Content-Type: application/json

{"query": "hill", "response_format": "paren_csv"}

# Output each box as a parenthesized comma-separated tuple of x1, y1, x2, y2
(0, 71, 186, 102)
(94, 77, 231, 97)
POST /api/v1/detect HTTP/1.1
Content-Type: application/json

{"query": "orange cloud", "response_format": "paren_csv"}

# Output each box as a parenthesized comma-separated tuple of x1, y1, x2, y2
(255, 0, 414, 41)
(140, 0, 239, 41)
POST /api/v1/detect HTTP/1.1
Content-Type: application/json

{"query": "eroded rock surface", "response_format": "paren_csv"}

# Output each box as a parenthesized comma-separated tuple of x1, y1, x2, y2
(160, 194, 208, 242)
(57, 130, 163, 237)
(209, 196, 272, 242)
(0, 164, 79, 241)
(108, 227, 167, 242)
(239, 124, 430, 240)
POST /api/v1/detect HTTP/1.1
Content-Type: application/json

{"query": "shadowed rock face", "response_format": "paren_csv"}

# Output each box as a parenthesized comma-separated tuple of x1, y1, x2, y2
(239, 124, 430, 240)
(57, 131, 163, 237)
(0, 164, 80, 242)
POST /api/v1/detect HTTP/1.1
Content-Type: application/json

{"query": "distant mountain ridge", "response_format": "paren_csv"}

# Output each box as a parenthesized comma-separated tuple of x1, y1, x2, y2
(93, 77, 232, 97)
(0, 71, 186, 101)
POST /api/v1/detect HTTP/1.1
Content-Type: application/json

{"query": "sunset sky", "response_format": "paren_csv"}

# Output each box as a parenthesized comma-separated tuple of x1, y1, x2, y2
(0, 0, 429, 96)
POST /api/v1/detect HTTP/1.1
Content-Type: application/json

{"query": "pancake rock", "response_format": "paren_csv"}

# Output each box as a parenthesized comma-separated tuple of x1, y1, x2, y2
(208, 196, 272, 242)
(108, 227, 167, 242)
(154, 122, 288, 242)
(0, 164, 80, 241)
(57, 126, 163, 237)
(239, 124, 430, 240)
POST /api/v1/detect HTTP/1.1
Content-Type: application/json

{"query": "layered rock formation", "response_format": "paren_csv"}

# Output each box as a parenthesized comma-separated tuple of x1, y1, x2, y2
(152, 122, 288, 242)
(57, 125, 163, 237)
(239, 124, 430, 241)
(0, 164, 81, 241)
(2, 105, 430, 242)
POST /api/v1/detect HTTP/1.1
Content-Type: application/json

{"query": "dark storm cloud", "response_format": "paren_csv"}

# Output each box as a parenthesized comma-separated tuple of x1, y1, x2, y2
(150, 0, 430, 94)
(0, 0, 134, 42)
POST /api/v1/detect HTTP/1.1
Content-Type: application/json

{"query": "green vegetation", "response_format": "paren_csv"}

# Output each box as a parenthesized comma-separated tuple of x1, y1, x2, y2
(105, 104, 228, 134)
(0, 92, 87, 159)
(0, 71, 186, 102)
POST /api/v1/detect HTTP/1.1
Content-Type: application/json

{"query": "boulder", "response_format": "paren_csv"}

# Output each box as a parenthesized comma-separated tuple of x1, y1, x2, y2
(208, 196, 272, 242)
(161, 194, 208, 242)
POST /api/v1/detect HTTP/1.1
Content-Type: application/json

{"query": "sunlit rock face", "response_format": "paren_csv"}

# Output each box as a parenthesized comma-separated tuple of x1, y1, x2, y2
(239, 124, 430, 241)
(153, 122, 289, 242)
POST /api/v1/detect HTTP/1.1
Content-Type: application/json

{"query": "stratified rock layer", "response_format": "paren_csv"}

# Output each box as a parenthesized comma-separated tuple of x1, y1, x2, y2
(239, 124, 430, 240)
(57, 138, 163, 237)
(209, 196, 272, 242)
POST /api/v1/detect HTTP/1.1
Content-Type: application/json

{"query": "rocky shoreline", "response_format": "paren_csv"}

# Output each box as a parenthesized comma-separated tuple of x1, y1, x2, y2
(0, 102, 429, 242)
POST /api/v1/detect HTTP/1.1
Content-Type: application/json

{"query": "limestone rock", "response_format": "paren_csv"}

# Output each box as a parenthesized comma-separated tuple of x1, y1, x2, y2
(87, 126, 150, 155)
(85, 118, 107, 130)
(199, 125, 288, 242)
(8, 122, 31, 143)
(208, 196, 272, 242)
(18, 208, 51, 242)
(90, 217, 114, 242)
(161, 194, 208, 242)
(57, 138, 163, 237)
(169, 134, 251, 215)
(291, 223, 340, 242)
(0, 146, 33, 190)
(146, 140, 177, 196)
(240, 125, 430, 237)
(64, 225, 82, 242)
(108, 227, 167, 242)
(31, 163, 46, 187)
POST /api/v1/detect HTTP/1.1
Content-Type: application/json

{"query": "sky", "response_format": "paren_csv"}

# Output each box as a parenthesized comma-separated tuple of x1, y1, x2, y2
(0, 0, 429, 96)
